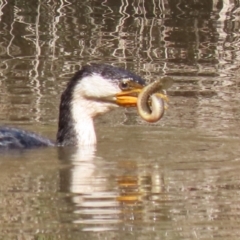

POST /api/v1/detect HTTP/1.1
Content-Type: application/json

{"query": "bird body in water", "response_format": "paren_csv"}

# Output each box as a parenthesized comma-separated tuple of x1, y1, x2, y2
(0, 64, 169, 149)
(0, 127, 55, 149)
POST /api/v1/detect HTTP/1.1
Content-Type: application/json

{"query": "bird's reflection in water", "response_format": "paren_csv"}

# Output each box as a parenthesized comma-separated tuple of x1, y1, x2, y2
(58, 146, 166, 232)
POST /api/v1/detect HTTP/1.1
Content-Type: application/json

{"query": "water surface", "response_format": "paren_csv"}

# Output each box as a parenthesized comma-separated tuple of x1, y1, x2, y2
(1, 0, 240, 239)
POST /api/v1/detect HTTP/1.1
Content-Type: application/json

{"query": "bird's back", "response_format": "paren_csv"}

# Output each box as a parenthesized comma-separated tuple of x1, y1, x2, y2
(0, 127, 55, 149)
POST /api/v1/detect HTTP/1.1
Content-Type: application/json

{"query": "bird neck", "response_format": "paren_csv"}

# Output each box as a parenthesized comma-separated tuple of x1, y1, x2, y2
(71, 103, 97, 146)
(56, 77, 98, 146)
(56, 99, 97, 146)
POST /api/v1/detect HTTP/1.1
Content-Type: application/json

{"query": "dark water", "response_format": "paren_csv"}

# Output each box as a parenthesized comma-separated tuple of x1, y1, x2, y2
(1, 0, 240, 239)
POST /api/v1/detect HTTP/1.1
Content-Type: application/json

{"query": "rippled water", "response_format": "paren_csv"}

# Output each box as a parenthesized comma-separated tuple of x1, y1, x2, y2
(2, 127, 240, 239)
(1, 0, 240, 239)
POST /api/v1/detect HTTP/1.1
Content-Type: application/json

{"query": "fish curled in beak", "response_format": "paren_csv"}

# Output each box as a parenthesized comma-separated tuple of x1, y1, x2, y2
(137, 77, 173, 122)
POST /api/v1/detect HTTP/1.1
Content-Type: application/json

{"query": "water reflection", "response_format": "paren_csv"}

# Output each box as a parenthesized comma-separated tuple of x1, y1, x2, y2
(1, 127, 240, 239)
(58, 144, 165, 232)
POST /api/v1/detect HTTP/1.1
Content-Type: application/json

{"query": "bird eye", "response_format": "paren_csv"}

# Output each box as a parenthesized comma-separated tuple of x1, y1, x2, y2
(119, 80, 130, 90)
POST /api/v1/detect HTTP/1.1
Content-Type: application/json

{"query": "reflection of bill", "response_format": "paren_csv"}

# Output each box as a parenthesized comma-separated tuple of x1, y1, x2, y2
(58, 147, 165, 231)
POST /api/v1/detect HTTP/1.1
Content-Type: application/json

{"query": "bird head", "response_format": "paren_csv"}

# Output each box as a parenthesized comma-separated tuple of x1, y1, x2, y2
(69, 64, 147, 117)
(57, 64, 166, 146)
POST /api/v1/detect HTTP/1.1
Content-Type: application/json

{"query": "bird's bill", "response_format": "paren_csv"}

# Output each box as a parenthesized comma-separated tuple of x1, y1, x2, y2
(115, 89, 168, 107)
(115, 89, 141, 107)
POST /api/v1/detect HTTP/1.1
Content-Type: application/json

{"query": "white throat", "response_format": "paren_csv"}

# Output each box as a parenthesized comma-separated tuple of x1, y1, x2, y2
(71, 101, 97, 146)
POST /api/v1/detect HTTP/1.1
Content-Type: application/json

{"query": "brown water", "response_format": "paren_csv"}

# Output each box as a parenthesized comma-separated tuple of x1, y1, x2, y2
(1, 0, 240, 239)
